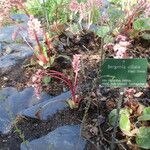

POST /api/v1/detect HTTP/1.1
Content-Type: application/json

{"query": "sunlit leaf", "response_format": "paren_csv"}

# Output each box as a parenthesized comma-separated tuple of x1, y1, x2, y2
(66, 99, 78, 109)
(109, 108, 131, 134)
(133, 18, 150, 31)
(119, 109, 131, 133)
(42, 76, 51, 85)
(138, 107, 150, 121)
(96, 26, 110, 38)
(68, 23, 81, 34)
(136, 127, 150, 149)
(142, 33, 150, 40)
(109, 109, 117, 126)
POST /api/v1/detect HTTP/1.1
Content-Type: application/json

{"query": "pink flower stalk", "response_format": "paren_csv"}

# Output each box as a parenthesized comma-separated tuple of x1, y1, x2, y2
(72, 54, 82, 101)
(32, 54, 82, 104)
(27, 15, 49, 65)
(32, 69, 44, 99)
(27, 15, 43, 40)
(78, 2, 87, 21)
(72, 54, 82, 74)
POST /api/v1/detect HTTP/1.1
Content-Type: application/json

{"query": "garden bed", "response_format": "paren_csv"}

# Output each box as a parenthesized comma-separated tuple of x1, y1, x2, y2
(0, 0, 150, 150)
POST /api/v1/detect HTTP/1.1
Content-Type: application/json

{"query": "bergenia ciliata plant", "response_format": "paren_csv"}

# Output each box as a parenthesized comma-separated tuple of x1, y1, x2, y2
(32, 54, 82, 108)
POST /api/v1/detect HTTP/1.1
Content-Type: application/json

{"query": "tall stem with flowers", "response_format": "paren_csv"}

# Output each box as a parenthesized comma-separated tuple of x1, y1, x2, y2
(32, 54, 82, 108)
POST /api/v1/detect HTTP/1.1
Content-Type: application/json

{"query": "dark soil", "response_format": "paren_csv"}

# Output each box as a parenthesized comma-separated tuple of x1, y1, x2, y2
(0, 108, 83, 150)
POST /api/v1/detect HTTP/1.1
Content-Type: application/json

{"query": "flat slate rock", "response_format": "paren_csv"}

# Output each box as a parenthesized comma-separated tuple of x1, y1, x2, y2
(0, 43, 2, 54)
(0, 87, 51, 134)
(0, 43, 33, 74)
(0, 23, 28, 43)
(21, 125, 86, 150)
(20, 91, 71, 120)
(10, 14, 29, 22)
(0, 87, 71, 134)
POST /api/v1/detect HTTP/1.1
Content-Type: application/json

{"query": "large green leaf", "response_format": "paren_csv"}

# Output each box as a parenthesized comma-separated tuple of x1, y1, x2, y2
(109, 108, 131, 134)
(96, 26, 110, 38)
(133, 18, 150, 31)
(109, 109, 117, 126)
(119, 109, 131, 133)
(107, 7, 124, 26)
(138, 107, 150, 121)
(42, 76, 51, 85)
(136, 127, 150, 149)
(142, 33, 150, 40)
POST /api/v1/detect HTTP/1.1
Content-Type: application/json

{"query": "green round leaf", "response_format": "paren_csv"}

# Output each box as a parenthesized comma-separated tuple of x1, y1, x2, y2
(142, 33, 150, 40)
(109, 109, 117, 126)
(119, 109, 131, 132)
(136, 127, 150, 149)
(42, 76, 51, 85)
(133, 18, 150, 31)
(109, 108, 131, 134)
(96, 26, 110, 38)
(138, 107, 150, 121)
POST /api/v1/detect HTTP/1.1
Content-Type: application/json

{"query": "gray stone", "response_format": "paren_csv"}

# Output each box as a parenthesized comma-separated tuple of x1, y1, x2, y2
(0, 43, 2, 54)
(21, 125, 86, 150)
(0, 87, 51, 134)
(0, 44, 33, 74)
(0, 86, 71, 134)
(20, 91, 71, 120)
(3, 43, 33, 55)
(10, 14, 29, 22)
(0, 23, 28, 43)
(0, 87, 18, 101)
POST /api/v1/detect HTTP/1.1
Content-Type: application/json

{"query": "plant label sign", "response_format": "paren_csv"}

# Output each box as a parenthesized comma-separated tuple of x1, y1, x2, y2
(101, 58, 148, 87)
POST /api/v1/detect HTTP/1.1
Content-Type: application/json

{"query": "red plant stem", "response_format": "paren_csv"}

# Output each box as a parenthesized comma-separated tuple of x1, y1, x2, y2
(47, 73, 74, 93)
(33, 30, 43, 55)
(126, 1, 146, 27)
(45, 33, 52, 64)
(47, 74, 76, 102)
(44, 71, 77, 103)
(49, 70, 71, 81)
(45, 72, 72, 88)
(45, 33, 52, 50)
(15, 1, 43, 55)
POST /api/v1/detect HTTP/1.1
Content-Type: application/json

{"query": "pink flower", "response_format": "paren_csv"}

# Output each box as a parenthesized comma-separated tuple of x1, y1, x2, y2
(72, 54, 82, 74)
(125, 88, 136, 98)
(119, 41, 131, 47)
(144, 2, 150, 18)
(78, 2, 87, 21)
(113, 44, 127, 52)
(87, 0, 102, 9)
(32, 69, 43, 99)
(69, 0, 79, 12)
(103, 43, 114, 50)
(27, 15, 43, 40)
(113, 35, 131, 58)
(115, 35, 127, 42)
(114, 50, 126, 58)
